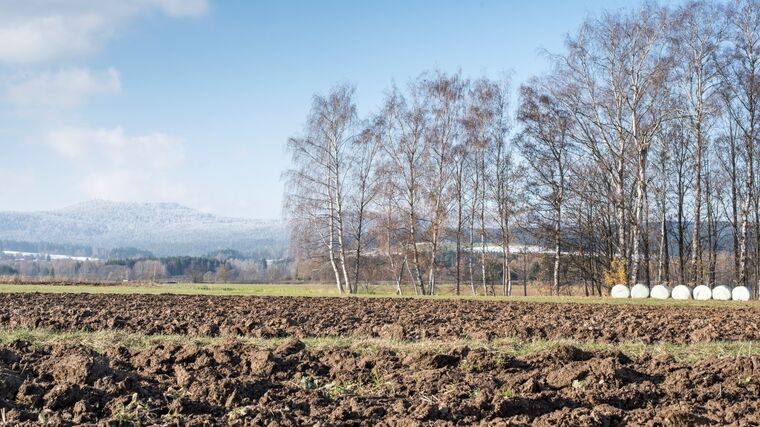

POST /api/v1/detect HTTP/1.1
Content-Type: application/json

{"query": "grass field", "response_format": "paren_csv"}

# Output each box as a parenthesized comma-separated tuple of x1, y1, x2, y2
(0, 282, 757, 308)
(0, 282, 343, 297)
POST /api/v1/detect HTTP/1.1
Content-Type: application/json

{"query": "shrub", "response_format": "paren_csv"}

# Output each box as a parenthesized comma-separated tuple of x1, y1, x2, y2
(603, 258, 626, 288)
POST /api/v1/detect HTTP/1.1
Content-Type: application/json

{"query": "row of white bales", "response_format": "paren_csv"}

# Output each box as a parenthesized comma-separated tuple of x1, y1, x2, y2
(610, 283, 751, 301)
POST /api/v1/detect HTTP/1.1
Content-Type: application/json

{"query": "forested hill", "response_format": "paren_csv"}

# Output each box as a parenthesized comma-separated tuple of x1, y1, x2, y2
(0, 200, 286, 257)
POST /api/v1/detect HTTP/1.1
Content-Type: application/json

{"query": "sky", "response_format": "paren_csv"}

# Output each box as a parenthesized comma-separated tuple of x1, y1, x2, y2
(0, 0, 682, 219)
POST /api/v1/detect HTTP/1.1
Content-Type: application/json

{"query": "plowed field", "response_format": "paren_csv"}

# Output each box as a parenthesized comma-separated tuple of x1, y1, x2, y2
(1, 292, 759, 425)
(0, 293, 758, 344)
(0, 339, 759, 425)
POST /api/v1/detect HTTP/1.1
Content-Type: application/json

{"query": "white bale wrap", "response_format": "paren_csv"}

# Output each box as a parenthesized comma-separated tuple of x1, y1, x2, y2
(712, 285, 731, 301)
(732, 286, 751, 301)
(650, 284, 671, 300)
(630, 283, 650, 299)
(693, 285, 712, 301)
(610, 284, 630, 299)
(671, 285, 692, 300)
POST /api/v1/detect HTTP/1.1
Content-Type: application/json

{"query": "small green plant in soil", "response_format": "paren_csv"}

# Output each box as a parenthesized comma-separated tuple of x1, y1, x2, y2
(113, 393, 154, 424)
(500, 387, 517, 398)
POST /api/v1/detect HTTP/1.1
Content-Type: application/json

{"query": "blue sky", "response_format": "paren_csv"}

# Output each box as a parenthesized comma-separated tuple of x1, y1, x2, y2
(0, 0, 679, 219)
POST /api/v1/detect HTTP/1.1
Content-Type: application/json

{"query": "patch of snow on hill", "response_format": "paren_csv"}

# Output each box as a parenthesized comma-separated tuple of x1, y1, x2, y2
(0, 200, 286, 256)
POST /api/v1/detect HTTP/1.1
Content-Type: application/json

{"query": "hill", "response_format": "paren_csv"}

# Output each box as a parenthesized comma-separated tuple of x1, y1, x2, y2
(0, 200, 286, 257)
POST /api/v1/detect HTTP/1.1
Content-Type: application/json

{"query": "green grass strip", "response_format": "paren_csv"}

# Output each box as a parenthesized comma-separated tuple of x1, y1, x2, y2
(0, 327, 758, 363)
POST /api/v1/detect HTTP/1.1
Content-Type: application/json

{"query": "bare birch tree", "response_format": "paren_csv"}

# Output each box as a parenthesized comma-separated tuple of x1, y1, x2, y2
(284, 84, 359, 293)
(517, 77, 573, 295)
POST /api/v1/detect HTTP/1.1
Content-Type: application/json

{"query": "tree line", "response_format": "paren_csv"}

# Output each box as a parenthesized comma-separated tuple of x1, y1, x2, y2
(0, 255, 294, 284)
(285, 0, 760, 297)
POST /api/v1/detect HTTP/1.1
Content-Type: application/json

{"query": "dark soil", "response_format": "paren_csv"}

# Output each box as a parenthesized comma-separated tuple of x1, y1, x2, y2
(0, 293, 759, 344)
(0, 339, 758, 426)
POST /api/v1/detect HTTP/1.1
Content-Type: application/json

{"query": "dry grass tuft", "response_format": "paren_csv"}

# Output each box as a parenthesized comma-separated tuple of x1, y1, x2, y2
(0, 327, 758, 363)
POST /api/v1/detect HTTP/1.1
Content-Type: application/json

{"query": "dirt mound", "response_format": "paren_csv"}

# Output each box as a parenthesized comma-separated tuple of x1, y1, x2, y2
(42, 344, 112, 385)
(2, 293, 760, 344)
(0, 340, 757, 425)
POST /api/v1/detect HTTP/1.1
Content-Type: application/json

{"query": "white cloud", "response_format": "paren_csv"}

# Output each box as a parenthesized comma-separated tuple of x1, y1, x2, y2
(0, 0, 208, 63)
(7, 67, 121, 109)
(47, 126, 184, 168)
(79, 170, 186, 202)
(0, 14, 105, 63)
(45, 126, 186, 201)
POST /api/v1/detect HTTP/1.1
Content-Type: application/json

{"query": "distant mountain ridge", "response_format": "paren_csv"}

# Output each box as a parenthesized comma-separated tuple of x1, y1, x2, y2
(0, 200, 286, 257)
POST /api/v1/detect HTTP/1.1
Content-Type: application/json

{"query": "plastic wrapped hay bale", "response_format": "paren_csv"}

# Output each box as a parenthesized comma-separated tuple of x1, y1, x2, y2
(610, 284, 630, 299)
(693, 285, 712, 301)
(630, 283, 650, 299)
(711, 285, 731, 301)
(650, 284, 671, 300)
(732, 286, 750, 301)
(671, 285, 691, 300)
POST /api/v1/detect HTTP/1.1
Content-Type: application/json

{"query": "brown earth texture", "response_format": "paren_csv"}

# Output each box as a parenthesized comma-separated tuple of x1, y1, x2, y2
(0, 339, 759, 426)
(0, 293, 759, 425)
(0, 293, 759, 344)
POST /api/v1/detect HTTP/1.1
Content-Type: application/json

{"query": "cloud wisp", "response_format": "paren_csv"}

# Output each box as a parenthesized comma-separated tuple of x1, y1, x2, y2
(46, 126, 187, 201)
(0, 0, 208, 64)
(0, 1, 206, 208)
(6, 67, 121, 109)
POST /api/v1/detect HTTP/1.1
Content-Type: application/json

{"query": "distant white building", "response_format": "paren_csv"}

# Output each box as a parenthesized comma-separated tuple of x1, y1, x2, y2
(2, 250, 99, 262)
